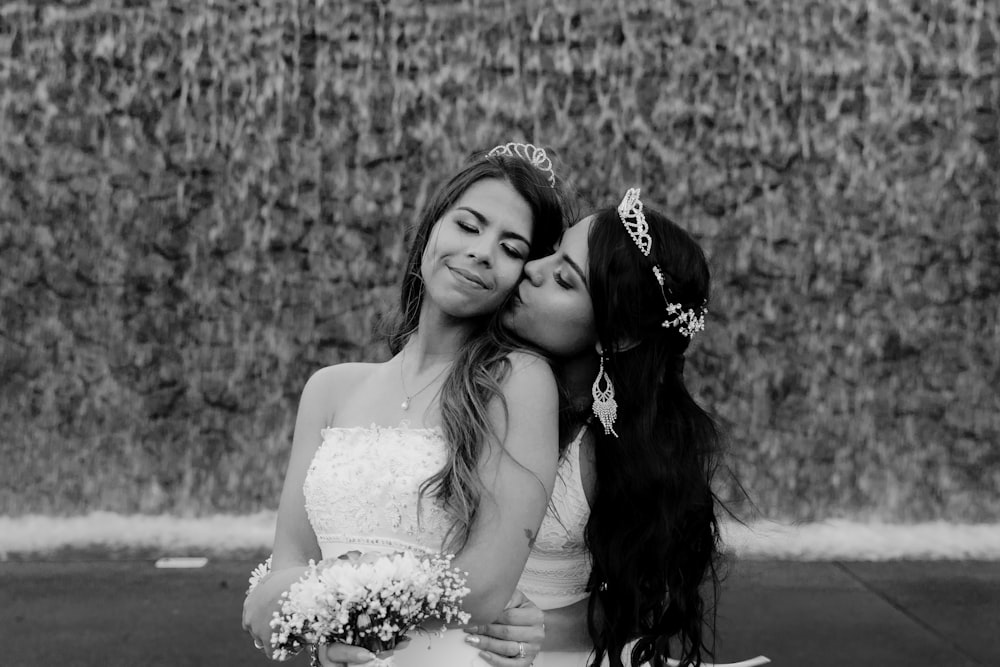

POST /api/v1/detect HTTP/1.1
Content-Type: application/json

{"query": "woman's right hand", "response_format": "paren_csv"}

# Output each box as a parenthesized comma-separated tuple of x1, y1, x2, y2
(242, 563, 315, 660)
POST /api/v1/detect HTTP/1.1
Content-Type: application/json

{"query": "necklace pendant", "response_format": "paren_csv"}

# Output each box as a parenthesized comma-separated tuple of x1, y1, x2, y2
(401, 398, 410, 410)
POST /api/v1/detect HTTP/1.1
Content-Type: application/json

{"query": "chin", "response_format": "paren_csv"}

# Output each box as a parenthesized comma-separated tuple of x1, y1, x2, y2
(440, 300, 501, 320)
(500, 309, 526, 334)
(427, 287, 496, 319)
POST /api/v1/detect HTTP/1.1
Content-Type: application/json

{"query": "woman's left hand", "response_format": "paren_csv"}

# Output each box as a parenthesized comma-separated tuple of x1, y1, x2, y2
(463, 589, 544, 666)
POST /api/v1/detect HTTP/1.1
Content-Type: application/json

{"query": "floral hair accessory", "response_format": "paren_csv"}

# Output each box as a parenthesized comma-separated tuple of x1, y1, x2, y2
(488, 142, 556, 187)
(618, 188, 707, 339)
(662, 300, 706, 338)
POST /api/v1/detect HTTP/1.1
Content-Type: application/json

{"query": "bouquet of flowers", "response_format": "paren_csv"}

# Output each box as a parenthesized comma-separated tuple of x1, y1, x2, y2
(267, 551, 471, 666)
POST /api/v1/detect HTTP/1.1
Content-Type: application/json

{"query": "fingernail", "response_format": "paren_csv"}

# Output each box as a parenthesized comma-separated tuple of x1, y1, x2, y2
(463, 625, 479, 634)
(464, 635, 481, 645)
(357, 649, 376, 660)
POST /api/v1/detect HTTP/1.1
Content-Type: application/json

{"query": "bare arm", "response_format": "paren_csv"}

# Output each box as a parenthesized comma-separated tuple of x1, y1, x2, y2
(242, 365, 353, 654)
(448, 352, 560, 625)
(542, 598, 592, 652)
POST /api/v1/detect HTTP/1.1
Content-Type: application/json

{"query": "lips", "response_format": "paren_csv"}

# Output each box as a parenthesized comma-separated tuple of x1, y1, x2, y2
(449, 266, 489, 289)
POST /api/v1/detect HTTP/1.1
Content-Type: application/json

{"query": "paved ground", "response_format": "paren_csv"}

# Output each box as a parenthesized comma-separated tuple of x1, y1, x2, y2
(1, 557, 997, 666)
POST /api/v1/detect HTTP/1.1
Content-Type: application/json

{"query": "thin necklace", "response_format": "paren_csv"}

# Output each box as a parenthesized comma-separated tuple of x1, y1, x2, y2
(399, 349, 452, 411)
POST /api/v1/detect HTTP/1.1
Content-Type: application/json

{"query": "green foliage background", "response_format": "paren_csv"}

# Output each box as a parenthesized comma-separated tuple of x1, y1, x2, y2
(1, 0, 998, 521)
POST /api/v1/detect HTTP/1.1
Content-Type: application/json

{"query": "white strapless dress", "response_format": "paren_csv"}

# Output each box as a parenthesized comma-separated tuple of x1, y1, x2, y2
(303, 424, 487, 666)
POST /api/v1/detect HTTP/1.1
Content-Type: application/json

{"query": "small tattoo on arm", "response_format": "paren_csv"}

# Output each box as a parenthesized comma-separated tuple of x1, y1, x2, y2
(524, 528, 536, 548)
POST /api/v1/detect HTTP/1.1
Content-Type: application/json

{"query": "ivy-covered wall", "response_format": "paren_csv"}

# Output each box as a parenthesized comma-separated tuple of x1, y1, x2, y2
(1, 0, 997, 520)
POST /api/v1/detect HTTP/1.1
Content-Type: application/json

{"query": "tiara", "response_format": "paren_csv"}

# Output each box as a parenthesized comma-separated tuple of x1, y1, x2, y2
(488, 142, 556, 187)
(618, 189, 707, 339)
(617, 188, 651, 256)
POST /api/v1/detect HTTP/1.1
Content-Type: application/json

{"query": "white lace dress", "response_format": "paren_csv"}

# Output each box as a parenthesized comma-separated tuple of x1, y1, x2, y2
(517, 431, 768, 667)
(517, 427, 594, 667)
(303, 424, 487, 666)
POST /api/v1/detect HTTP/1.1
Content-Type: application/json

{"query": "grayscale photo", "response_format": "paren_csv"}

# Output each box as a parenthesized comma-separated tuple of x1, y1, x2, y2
(1, 1, 997, 666)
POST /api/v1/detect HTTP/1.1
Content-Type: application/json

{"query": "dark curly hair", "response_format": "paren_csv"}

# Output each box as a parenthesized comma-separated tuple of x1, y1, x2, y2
(582, 204, 724, 667)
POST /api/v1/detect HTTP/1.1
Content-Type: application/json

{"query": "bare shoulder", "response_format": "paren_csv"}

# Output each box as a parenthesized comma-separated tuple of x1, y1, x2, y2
(503, 350, 556, 387)
(305, 361, 378, 388)
(299, 362, 381, 414)
(491, 350, 558, 460)
(498, 351, 558, 418)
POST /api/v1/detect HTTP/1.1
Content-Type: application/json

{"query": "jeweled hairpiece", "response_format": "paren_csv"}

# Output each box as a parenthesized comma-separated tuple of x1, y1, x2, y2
(618, 188, 707, 339)
(488, 142, 556, 187)
(662, 300, 706, 338)
(617, 188, 651, 256)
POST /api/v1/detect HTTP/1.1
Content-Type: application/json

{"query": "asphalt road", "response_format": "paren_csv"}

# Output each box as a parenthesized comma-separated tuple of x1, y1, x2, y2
(1, 558, 997, 666)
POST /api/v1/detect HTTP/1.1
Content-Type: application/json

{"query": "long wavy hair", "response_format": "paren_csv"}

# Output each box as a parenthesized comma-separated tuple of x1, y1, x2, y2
(382, 151, 564, 552)
(583, 206, 724, 667)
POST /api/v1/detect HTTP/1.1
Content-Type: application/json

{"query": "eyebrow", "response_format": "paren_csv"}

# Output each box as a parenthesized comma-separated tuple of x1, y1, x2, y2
(562, 253, 589, 289)
(457, 206, 531, 247)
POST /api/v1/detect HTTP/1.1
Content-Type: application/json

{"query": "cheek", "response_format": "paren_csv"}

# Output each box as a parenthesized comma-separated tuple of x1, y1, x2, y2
(494, 260, 526, 295)
(552, 302, 596, 352)
(520, 294, 595, 355)
(419, 226, 444, 278)
(422, 223, 444, 259)
(419, 251, 433, 286)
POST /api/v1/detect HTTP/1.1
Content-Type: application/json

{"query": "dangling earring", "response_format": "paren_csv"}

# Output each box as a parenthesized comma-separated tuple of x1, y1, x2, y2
(591, 353, 618, 437)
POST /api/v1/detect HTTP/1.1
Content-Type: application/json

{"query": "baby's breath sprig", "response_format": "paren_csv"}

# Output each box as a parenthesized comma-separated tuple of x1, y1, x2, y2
(266, 551, 471, 666)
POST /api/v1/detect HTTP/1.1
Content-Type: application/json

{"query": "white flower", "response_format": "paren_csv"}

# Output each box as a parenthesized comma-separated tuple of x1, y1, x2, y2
(266, 551, 470, 659)
(246, 555, 272, 595)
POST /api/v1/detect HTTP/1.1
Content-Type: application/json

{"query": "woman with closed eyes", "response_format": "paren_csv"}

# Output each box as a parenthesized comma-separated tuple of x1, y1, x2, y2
(242, 144, 566, 667)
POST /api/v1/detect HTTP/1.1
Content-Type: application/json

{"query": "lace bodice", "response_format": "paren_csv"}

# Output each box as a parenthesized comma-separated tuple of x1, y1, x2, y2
(303, 425, 454, 558)
(518, 427, 592, 609)
(304, 423, 593, 612)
